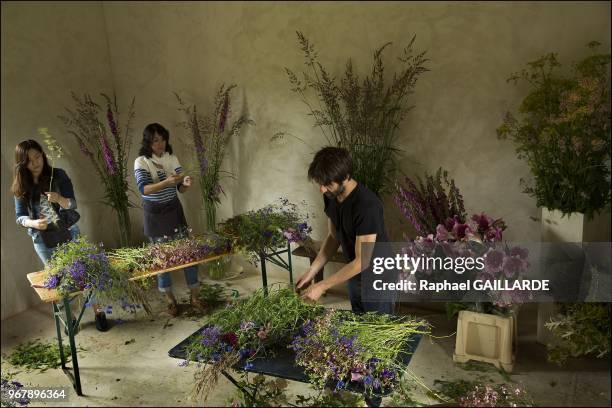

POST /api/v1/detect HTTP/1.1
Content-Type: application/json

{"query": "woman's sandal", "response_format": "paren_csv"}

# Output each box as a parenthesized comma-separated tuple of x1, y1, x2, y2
(190, 298, 206, 313)
(167, 301, 179, 317)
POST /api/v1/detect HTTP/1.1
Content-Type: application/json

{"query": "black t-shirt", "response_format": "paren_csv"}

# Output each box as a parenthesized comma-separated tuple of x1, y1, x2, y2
(323, 182, 389, 263)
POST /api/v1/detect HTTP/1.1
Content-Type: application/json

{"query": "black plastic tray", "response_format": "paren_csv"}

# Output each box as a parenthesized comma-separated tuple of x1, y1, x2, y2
(169, 322, 423, 395)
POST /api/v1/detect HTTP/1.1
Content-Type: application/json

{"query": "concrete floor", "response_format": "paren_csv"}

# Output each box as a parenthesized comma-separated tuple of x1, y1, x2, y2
(1, 259, 610, 407)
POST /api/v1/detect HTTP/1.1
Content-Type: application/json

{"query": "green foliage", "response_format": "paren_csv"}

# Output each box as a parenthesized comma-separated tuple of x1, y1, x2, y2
(185, 286, 325, 400)
(176, 85, 254, 232)
(219, 199, 313, 265)
(295, 389, 367, 407)
(44, 237, 151, 314)
(204, 286, 324, 343)
(286, 31, 429, 196)
(545, 302, 611, 365)
(58, 93, 136, 246)
(5, 340, 75, 372)
(228, 373, 289, 407)
(394, 167, 466, 236)
(497, 42, 611, 218)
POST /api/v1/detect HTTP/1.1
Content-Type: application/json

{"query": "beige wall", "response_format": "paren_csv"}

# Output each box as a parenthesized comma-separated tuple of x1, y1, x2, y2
(2, 1, 610, 319)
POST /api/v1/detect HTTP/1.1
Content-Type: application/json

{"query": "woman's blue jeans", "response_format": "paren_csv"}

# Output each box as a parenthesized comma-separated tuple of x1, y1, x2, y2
(148, 232, 199, 293)
(32, 225, 81, 266)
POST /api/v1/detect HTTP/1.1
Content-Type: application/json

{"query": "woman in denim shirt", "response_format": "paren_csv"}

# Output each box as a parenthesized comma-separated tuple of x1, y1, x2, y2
(12, 139, 108, 331)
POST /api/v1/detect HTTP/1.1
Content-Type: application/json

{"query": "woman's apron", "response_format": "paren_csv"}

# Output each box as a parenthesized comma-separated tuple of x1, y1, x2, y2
(142, 197, 188, 239)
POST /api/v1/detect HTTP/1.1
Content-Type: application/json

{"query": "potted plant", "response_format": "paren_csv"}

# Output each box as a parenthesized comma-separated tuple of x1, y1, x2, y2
(497, 41, 611, 242)
(286, 32, 429, 196)
(176, 85, 253, 279)
(59, 93, 137, 248)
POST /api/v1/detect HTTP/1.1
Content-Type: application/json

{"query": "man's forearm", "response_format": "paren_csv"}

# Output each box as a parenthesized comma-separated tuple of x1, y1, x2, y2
(319, 259, 361, 290)
(309, 235, 340, 275)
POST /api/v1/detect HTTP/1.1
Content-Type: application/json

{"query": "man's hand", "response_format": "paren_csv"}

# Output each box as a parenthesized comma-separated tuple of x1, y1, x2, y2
(300, 281, 326, 303)
(295, 269, 317, 291)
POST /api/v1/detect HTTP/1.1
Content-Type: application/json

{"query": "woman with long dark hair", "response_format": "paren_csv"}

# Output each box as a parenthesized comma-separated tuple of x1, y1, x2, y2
(12, 139, 108, 331)
(134, 123, 204, 317)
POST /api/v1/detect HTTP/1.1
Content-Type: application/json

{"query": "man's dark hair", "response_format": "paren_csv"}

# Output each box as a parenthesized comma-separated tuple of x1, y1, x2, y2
(308, 146, 353, 186)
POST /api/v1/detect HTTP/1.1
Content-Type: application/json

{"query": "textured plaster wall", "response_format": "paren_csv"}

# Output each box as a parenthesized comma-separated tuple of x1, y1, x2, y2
(2, 1, 610, 318)
(1, 2, 115, 319)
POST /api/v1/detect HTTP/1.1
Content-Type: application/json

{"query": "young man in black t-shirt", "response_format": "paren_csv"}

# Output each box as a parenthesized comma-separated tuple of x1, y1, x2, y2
(296, 147, 394, 314)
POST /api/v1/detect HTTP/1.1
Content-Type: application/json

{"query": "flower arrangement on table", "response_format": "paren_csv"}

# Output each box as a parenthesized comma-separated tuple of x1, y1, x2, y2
(218, 198, 314, 265)
(181, 286, 430, 402)
(41, 233, 231, 314)
(182, 287, 325, 399)
(108, 231, 231, 277)
(41, 237, 151, 314)
(59, 93, 137, 247)
(175, 85, 254, 233)
(290, 310, 430, 395)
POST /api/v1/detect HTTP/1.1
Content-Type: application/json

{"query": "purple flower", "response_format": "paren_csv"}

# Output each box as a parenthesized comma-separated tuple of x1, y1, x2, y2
(373, 378, 382, 389)
(484, 249, 505, 274)
(436, 224, 450, 241)
(99, 132, 116, 175)
(44, 273, 62, 289)
(502, 255, 527, 278)
(107, 107, 119, 141)
(351, 372, 363, 382)
(178, 360, 189, 367)
(471, 213, 492, 231)
(200, 326, 222, 347)
(452, 222, 472, 240)
(363, 375, 374, 386)
(240, 321, 255, 331)
(510, 246, 529, 260)
(336, 380, 346, 389)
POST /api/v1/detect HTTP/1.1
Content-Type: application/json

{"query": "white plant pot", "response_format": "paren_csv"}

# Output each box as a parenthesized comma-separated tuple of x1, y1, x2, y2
(453, 310, 516, 372)
(537, 207, 611, 345)
(541, 208, 611, 243)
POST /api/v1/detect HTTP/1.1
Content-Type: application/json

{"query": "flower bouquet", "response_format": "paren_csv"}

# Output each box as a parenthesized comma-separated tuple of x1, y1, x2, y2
(59, 93, 136, 247)
(42, 237, 151, 314)
(290, 310, 429, 395)
(182, 286, 325, 400)
(176, 85, 254, 233)
(219, 198, 313, 265)
(403, 213, 530, 317)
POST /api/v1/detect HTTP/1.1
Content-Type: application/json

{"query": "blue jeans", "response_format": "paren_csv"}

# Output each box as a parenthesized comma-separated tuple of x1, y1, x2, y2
(348, 273, 396, 315)
(148, 233, 199, 293)
(32, 225, 81, 266)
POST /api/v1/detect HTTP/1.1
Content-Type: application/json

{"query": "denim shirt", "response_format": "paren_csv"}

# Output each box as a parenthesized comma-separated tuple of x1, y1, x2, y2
(14, 168, 78, 238)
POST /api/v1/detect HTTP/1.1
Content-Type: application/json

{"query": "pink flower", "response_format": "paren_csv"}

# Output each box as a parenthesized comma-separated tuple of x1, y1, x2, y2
(351, 372, 363, 381)
(99, 132, 116, 175)
(452, 222, 472, 240)
(257, 328, 268, 340)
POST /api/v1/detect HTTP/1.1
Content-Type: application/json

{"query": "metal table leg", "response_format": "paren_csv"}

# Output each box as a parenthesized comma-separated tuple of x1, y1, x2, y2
(52, 293, 91, 396)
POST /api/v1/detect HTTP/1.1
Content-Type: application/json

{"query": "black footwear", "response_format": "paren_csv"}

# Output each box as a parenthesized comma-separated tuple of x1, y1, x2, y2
(64, 318, 79, 336)
(95, 312, 109, 332)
